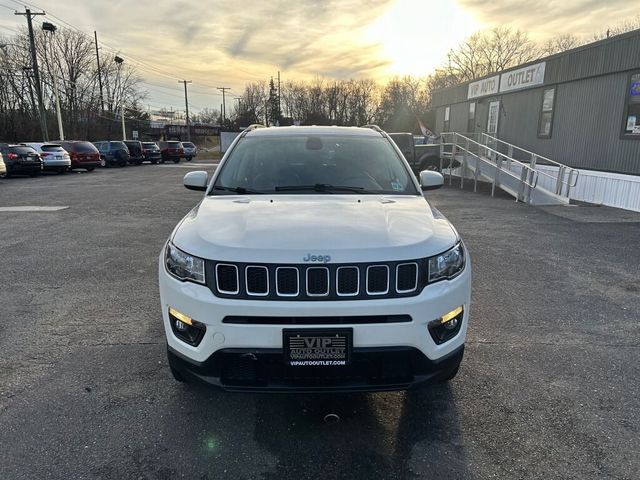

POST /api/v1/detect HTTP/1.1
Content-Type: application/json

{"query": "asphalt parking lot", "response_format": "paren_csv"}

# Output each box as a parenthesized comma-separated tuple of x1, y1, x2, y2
(0, 164, 639, 480)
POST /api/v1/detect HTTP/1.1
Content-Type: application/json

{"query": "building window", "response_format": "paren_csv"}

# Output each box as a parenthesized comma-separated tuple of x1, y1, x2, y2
(538, 87, 555, 138)
(443, 106, 450, 131)
(467, 102, 476, 133)
(623, 72, 640, 137)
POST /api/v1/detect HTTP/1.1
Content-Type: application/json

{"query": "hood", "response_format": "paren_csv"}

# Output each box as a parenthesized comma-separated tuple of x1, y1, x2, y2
(172, 195, 458, 263)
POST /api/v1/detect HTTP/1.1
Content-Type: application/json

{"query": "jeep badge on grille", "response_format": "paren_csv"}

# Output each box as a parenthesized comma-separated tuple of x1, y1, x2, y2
(303, 254, 331, 263)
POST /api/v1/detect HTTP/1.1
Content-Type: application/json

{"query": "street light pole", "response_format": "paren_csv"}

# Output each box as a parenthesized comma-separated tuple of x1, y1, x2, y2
(15, 8, 48, 141)
(114, 55, 125, 140)
(42, 22, 64, 140)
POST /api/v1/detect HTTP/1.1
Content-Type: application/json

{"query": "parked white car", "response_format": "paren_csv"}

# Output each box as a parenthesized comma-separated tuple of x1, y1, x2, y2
(159, 125, 471, 392)
(0, 152, 6, 177)
(24, 143, 71, 174)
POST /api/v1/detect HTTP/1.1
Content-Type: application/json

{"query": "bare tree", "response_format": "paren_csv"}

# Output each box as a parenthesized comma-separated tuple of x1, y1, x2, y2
(541, 34, 582, 56)
(592, 15, 640, 40)
(444, 27, 539, 83)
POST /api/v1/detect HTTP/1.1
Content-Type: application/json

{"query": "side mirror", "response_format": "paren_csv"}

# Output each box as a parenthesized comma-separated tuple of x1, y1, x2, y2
(420, 170, 444, 191)
(183, 171, 208, 191)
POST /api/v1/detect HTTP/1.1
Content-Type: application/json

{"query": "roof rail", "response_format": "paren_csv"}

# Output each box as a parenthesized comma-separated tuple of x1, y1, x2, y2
(240, 124, 266, 137)
(360, 124, 383, 132)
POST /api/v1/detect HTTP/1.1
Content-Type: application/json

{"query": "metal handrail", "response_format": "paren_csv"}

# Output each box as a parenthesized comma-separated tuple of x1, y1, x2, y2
(478, 132, 579, 189)
(440, 132, 540, 189)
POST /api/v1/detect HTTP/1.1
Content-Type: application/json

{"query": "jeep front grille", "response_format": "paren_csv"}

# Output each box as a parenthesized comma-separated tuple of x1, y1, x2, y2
(206, 259, 426, 301)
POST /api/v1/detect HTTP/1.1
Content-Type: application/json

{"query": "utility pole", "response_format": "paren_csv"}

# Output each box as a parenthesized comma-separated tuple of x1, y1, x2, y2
(277, 70, 281, 123)
(179, 80, 192, 141)
(16, 8, 48, 141)
(94, 31, 104, 111)
(217, 87, 230, 127)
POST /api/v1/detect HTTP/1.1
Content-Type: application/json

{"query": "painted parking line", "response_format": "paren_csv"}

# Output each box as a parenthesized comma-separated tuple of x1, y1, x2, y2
(158, 164, 219, 168)
(0, 206, 69, 212)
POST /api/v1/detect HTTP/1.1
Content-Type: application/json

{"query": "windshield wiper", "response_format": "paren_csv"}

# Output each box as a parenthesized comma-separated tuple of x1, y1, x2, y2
(212, 185, 264, 194)
(275, 184, 371, 193)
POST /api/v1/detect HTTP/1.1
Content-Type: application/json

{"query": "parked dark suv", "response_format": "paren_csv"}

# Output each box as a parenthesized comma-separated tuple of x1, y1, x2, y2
(158, 141, 183, 163)
(93, 141, 129, 167)
(0, 144, 43, 177)
(59, 140, 101, 171)
(142, 142, 161, 164)
(124, 140, 144, 165)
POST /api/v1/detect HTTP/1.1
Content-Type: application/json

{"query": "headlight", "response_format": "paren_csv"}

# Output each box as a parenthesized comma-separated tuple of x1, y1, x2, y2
(428, 243, 465, 283)
(165, 242, 205, 284)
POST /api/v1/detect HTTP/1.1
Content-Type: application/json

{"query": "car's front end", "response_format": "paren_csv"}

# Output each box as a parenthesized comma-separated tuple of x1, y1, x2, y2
(160, 233, 470, 392)
(159, 126, 471, 393)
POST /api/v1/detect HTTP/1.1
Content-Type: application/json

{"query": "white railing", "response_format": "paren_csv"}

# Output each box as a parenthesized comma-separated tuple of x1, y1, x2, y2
(439, 132, 541, 203)
(473, 132, 579, 197)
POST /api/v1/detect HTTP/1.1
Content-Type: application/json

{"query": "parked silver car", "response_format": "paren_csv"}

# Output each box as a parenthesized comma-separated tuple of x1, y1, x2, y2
(24, 143, 71, 174)
(181, 142, 197, 161)
(0, 152, 6, 178)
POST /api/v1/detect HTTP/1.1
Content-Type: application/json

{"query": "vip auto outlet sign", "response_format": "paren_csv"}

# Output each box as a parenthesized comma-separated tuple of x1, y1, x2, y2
(466, 62, 546, 99)
(499, 62, 546, 93)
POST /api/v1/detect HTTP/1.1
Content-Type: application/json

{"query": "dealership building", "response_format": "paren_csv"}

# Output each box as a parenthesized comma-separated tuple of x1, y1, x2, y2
(431, 29, 640, 211)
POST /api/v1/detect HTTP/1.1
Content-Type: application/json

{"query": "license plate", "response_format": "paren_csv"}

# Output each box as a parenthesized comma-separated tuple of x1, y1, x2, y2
(284, 329, 352, 366)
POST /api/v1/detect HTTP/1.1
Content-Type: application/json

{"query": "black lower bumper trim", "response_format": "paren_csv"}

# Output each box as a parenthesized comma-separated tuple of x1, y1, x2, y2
(167, 344, 464, 393)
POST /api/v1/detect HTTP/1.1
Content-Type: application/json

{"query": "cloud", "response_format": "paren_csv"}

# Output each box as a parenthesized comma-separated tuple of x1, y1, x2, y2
(457, 0, 638, 38)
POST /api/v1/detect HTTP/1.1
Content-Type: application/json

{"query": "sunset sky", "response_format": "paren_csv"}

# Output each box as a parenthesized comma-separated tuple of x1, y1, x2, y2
(0, 0, 633, 114)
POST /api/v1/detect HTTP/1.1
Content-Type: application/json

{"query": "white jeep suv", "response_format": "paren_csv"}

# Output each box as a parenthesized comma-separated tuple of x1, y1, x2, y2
(159, 125, 471, 392)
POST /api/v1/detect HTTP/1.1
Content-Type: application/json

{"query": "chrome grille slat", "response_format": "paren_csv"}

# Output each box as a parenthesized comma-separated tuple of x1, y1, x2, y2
(245, 266, 269, 296)
(336, 266, 359, 296)
(396, 262, 419, 293)
(276, 267, 299, 297)
(216, 263, 239, 294)
(366, 265, 389, 295)
(306, 267, 330, 296)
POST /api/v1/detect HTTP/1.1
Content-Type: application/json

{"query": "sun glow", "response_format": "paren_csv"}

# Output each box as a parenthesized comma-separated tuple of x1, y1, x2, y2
(364, 0, 481, 78)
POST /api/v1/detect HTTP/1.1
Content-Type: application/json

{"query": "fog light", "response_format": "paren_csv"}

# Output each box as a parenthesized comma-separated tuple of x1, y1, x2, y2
(428, 306, 464, 344)
(175, 319, 189, 332)
(168, 307, 205, 346)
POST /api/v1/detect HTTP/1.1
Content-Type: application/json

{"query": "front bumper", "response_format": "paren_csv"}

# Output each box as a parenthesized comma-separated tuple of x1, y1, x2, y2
(168, 344, 464, 392)
(159, 253, 471, 391)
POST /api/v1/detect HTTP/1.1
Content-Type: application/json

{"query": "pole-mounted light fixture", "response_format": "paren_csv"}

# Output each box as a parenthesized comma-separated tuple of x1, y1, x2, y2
(41, 22, 57, 32)
(114, 55, 124, 64)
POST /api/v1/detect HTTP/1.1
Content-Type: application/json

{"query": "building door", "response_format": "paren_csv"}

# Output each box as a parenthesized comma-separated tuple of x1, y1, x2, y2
(486, 101, 500, 159)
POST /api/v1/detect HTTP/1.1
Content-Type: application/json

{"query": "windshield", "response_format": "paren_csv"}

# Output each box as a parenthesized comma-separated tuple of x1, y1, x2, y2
(167, 142, 182, 148)
(182, 142, 195, 148)
(212, 134, 418, 195)
(41, 145, 65, 152)
(74, 142, 98, 153)
(11, 146, 37, 155)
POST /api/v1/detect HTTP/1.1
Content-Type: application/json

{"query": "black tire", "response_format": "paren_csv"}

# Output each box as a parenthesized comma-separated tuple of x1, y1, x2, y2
(86, 167, 95, 172)
(440, 365, 460, 382)
(173, 158, 180, 164)
(30, 170, 40, 177)
(150, 159, 158, 164)
(119, 160, 127, 167)
(186, 156, 192, 162)
(170, 364, 186, 383)
(135, 160, 143, 166)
